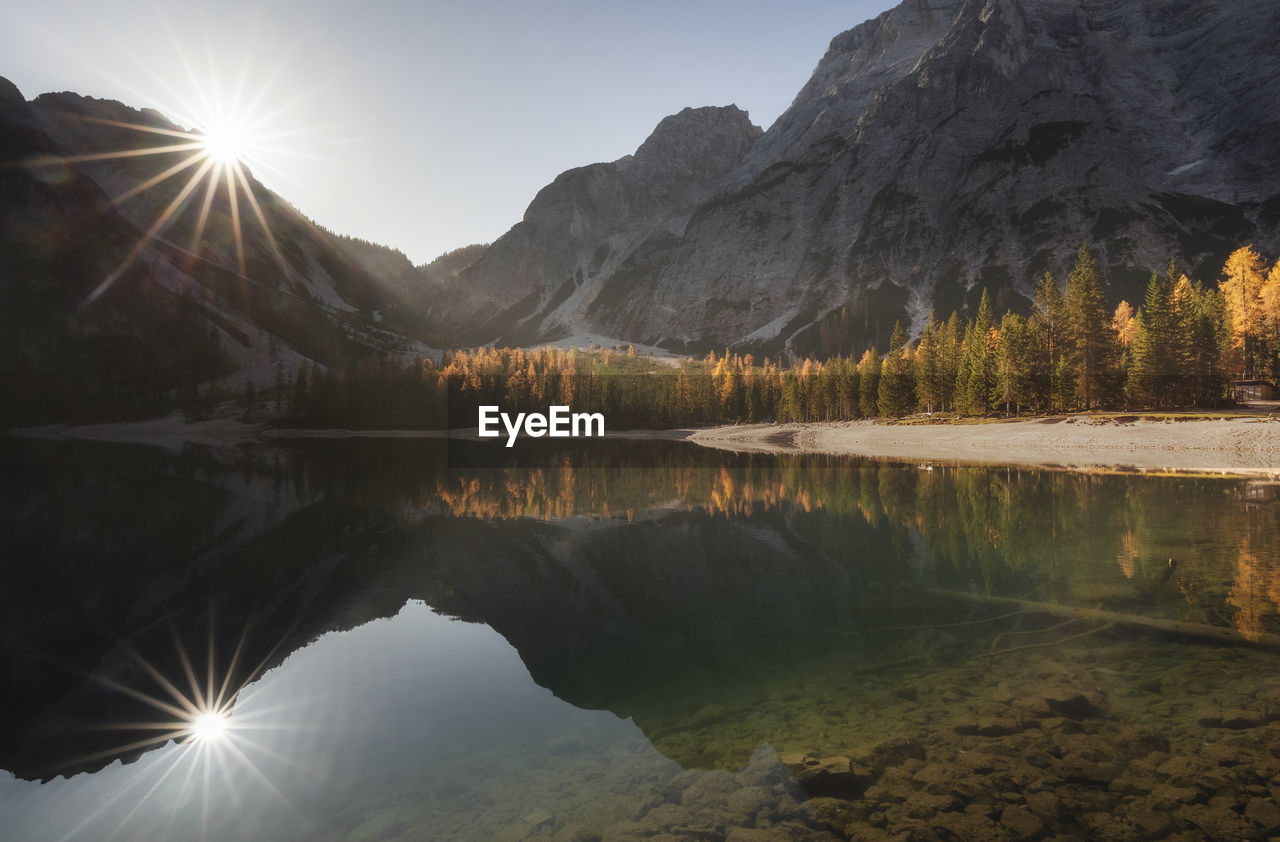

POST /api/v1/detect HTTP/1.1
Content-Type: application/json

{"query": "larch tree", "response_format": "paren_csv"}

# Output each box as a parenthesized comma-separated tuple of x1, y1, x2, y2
(1259, 258, 1280, 381)
(858, 348, 881, 418)
(1112, 300, 1137, 353)
(1112, 299, 1137, 400)
(1220, 245, 1268, 378)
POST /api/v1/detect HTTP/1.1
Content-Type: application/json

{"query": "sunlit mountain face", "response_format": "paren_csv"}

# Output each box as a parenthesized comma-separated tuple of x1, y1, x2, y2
(429, 0, 1280, 357)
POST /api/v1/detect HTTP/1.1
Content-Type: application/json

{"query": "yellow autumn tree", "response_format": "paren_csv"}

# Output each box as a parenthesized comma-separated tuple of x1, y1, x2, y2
(1220, 246, 1268, 377)
(1264, 259, 1280, 352)
(1112, 300, 1137, 348)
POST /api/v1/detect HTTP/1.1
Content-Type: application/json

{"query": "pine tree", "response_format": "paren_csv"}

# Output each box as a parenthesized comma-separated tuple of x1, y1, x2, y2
(1186, 282, 1231, 406)
(1063, 243, 1116, 409)
(1127, 269, 1172, 406)
(1029, 272, 1065, 411)
(957, 290, 995, 415)
(878, 322, 915, 417)
(1167, 270, 1196, 404)
(240, 380, 258, 419)
(938, 311, 963, 411)
(914, 311, 941, 412)
(273, 360, 285, 414)
(291, 362, 311, 416)
(995, 312, 1032, 415)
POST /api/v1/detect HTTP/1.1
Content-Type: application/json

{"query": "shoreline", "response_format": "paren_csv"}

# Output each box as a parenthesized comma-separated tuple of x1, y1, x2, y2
(10, 413, 1280, 478)
(689, 416, 1280, 478)
(5, 415, 693, 453)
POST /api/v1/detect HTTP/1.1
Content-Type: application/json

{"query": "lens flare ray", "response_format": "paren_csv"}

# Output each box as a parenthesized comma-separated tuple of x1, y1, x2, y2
(80, 115, 203, 141)
(223, 160, 247, 277)
(27, 142, 207, 167)
(52, 621, 304, 840)
(232, 160, 291, 278)
(102, 744, 198, 842)
(109, 150, 207, 206)
(27, 62, 309, 310)
(83, 156, 217, 307)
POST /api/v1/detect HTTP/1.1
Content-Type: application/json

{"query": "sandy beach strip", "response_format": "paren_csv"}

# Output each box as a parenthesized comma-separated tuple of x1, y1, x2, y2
(12, 412, 1280, 477)
(689, 417, 1280, 477)
(9, 415, 268, 453)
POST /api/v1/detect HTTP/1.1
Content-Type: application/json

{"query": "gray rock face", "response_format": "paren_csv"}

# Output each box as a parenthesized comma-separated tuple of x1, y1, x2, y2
(441, 0, 1280, 355)
(433, 105, 762, 343)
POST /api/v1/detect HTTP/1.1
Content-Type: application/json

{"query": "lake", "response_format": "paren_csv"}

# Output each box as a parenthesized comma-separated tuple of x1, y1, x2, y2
(2, 437, 1279, 840)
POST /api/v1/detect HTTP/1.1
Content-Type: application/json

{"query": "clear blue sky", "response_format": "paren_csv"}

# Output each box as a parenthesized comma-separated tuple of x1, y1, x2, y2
(3, 1, 894, 264)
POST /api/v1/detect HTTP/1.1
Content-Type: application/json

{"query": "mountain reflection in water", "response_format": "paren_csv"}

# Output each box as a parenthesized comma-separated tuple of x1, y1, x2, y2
(2, 438, 1279, 840)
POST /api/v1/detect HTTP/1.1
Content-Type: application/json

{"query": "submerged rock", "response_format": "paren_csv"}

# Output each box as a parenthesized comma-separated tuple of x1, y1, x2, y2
(998, 805, 1045, 840)
(784, 755, 872, 799)
(856, 736, 926, 771)
(1042, 692, 1103, 721)
(1245, 797, 1280, 834)
(954, 717, 1026, 737)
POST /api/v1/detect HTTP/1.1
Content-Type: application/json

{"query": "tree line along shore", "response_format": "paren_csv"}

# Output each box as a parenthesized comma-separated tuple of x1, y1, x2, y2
(18, 243, 1278, 432)
(250, 243, 1275, 430)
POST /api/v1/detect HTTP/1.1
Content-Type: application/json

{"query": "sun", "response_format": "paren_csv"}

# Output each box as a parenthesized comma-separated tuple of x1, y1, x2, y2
(36, 53, 322, 309)
(191, 710, 230, 742)
(199, 119, 249, 164)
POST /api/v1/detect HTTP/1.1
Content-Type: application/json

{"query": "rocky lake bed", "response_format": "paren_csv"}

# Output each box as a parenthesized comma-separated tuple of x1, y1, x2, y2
(473, 630, 1280, 842)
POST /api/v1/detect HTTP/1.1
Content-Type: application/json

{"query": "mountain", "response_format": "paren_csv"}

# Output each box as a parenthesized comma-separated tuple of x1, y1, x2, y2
(427, 105, 762, 345)
(5, 0, 1279, 399)
(437, 0, 1280, 356)
(0, 79, 439, 425)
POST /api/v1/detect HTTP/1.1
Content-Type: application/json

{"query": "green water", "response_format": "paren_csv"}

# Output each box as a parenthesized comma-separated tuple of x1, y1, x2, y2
(2, 438, 1279, 840)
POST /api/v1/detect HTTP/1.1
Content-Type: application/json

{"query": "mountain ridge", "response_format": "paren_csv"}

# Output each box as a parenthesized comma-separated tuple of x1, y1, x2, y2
(426, 104, 762, 346)
(435, 0, 1280, 356)
(4, 0, 1280, 425)
(0, 76, 442, 424)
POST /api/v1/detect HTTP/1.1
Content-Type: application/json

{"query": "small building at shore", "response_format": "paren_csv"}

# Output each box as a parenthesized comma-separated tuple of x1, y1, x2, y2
(1233, 380, 1275, 401)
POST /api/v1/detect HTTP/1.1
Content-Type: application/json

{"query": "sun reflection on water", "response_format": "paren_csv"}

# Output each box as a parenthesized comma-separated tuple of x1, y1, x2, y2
(45, 624, 310, 841)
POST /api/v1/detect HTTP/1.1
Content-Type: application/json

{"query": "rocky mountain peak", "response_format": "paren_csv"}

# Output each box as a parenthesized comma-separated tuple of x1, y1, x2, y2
(585, 0, 1280, 355)
(430, 104, 762, 343)
(0, 76, 24, 109)
(629, 105, 761, 177)
(380, 0, 1280, 356)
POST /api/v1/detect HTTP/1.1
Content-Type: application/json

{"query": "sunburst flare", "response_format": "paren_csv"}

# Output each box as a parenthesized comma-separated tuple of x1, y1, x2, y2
(47, 622, 310, 841)
(21, 62, 308, 310)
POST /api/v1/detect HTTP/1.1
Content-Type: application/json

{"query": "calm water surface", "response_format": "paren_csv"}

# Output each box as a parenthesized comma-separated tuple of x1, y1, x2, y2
(2, 438, 1279, 840)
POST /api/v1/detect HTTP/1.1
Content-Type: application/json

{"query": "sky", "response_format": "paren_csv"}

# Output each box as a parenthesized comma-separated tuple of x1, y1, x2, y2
(2, 1, 894, 265)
